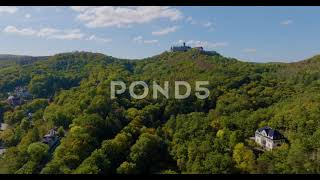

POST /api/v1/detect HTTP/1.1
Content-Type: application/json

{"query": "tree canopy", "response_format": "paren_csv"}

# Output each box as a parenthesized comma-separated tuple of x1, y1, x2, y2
(1, 51, 320, 174)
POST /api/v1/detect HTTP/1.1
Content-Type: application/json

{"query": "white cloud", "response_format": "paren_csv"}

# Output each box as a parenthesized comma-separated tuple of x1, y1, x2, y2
(37, 28, 60, 37)
(0, 6, 18, 14)
(152, 26, 178, 36)
(281, 19, 293, 25)
(43, 28, 85, 40)
(70, 6, 182, 28)
(186, 17, 215, 30)
(133, 36, 143, 42)
(50, 32, 85, 40)
(186, 40, 228, 49)
(203, 21, 216, 31)
(203, 22, 212, 27)
(176, 39, 184, 44)
(186, 16, 214, 29)
(86, 35, 112, 43)
(186, 16, 197, 25)
(3, 25, 85, 40)
(133, 36, 158, 44)
(243, 48, 257, 53)
(3, 26, 36, 36)
(25, 13, 31, 19)
(143, 39, 158, 44)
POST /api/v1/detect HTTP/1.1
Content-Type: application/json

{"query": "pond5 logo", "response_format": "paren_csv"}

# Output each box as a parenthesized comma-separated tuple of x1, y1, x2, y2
(111, 81, 210, 100)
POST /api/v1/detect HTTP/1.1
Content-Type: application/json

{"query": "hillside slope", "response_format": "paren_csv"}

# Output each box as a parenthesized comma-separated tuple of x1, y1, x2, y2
(0, 51, 320, 174)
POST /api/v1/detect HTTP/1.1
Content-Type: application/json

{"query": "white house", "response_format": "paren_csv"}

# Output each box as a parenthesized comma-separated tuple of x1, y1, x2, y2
(0, 123, 8, 131)
(255, 126, 285, 151)
(0, 148, 6, 155)
(41, 128, 60, 149)
(6, 95, 22, 106)
(0, 141, 6, 156)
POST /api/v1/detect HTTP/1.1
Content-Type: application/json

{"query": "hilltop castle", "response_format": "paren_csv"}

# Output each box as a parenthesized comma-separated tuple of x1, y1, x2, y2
(170, 42, 219, 56)
(170, 42, 203, 52)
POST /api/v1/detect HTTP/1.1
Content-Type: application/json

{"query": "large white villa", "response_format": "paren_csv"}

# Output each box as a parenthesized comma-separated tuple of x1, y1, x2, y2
(255, 126, 286, 150)
(0, 123, 8, 131)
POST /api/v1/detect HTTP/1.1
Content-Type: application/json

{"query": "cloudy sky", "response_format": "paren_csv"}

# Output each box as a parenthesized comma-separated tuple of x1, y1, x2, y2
(0, 6, 319, 62)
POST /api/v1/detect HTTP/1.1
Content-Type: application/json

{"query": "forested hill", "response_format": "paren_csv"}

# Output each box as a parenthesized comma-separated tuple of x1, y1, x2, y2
(0, 50, 320, 174)
(0, 54, 49, 63)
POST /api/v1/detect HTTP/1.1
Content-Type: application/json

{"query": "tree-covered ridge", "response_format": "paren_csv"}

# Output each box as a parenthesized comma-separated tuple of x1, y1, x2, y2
(0, 51, 320, 174)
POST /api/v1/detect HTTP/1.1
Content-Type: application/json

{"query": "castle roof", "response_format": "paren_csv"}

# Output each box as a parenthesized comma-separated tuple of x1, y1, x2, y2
(256, 126, 284, 140)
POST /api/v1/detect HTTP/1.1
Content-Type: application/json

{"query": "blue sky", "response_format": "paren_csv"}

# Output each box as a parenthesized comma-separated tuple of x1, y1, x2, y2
(0, 6, 319, 62)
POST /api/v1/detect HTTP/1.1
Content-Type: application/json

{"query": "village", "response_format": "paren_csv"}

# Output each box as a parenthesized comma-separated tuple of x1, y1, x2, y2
(0, 86, 61, 156)
(6, 86, 32, 107)
(0, 126, 60, 156)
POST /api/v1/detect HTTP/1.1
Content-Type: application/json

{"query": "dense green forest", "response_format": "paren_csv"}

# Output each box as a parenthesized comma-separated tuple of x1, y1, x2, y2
(0, 50, 320, 174)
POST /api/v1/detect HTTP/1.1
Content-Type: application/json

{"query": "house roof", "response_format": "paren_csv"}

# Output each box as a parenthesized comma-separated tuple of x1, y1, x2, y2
(7, 96, 15, 100)
(256, 126, 284, 140)
(41, 128, 58, 143)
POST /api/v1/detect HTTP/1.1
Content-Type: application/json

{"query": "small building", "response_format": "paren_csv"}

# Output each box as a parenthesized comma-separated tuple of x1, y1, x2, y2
(0, 148, 6, 155)
(6, 86, 31, 106)
(255, 126, 286, 151)
(27, 112, 33, 120)
(0, 123, 8, 131)
(193, 47, 204, 51)
(15, 86, 31, 99)
(7, 95, 22, 106)
(42, 128, 59, 149)
(170, 42, 191, 52)
(0, 141, 6, 155)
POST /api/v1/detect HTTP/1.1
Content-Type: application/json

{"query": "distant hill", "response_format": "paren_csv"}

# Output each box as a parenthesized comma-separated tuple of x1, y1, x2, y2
(0, 54, 49, 63)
